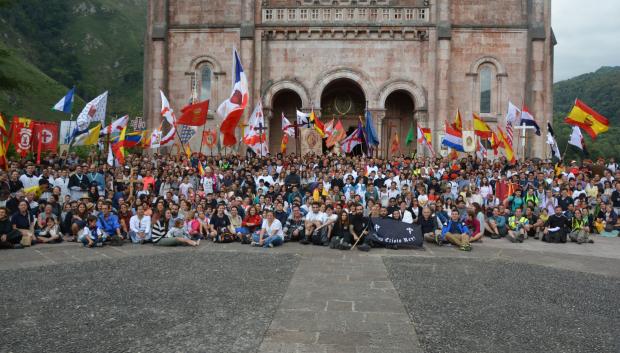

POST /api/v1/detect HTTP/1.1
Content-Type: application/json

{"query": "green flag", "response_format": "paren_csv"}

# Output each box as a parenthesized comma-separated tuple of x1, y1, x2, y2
(405, 124, 415, 146)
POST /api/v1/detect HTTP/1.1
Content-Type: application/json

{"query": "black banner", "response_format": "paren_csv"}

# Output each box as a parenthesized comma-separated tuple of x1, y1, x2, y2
(369, 217, 424, 249)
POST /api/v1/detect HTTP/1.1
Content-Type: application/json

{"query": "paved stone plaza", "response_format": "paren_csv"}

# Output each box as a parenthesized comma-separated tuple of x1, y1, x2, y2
(1, 237, 619, 353)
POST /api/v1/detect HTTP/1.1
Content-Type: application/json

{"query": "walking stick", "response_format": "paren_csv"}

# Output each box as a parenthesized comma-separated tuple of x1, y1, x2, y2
(350, 223, 370, 250)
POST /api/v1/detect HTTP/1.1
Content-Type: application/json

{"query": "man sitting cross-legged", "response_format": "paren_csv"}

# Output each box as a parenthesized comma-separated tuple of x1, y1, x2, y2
(507, 208, 530, 243)
(440, 209, 471, 251)
(301, 202, 325, 245)
(419, 207, 441, 245)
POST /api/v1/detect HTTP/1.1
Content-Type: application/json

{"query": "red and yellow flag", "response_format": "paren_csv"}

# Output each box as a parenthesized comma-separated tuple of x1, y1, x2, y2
(473, 113, 492, 138)
(497, 127, 515, 163)
(389, 132, 400, 154)
(564, 99, 609, 140)
(310, 110, 326, 138)
(281, 134, 289, 154)
(112, 125, 127, 165)
(452, 109, 463, 132)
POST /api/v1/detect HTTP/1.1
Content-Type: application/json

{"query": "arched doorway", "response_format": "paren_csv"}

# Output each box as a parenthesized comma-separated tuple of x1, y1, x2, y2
(271, 90, 302, 155)
(384, 90, 415, 158)
(320, 78, 366, 154)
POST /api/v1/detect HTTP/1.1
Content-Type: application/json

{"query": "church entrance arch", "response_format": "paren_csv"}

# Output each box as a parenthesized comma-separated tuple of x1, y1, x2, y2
(384, 90, 415, 158)
(320, 78, 366, 155)
(270, 89, 302, 155)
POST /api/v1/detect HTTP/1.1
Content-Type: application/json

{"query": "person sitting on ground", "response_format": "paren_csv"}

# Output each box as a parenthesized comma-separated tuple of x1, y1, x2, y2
(97, 202, 123, 244)
(252, 210, 284, 248)
(156, 217, 199, 247)
(36, 217, 61, 244)
(524, 206, 545, 239)
(330, 210, 353, 250)
(309, 205, 337, 245)
(301, 202, 324, 245)
(283, 205, 305, 242)
(0, 207, 23, 249)
(129, 205, 152, 244)
(11, 200, 35, 246)
(184, 210, 202, 241)
(543, 206, 569, 243)
(208, 204, 231, 240)
(241, 206, 262, 237)
(464, 210, 483, 243)
(569, 209, 594, 244)
(507, 208, 530, 243)
(440, 209, 471, 251)
(419, 207, 441, 245)
(78, 215, 105, 248)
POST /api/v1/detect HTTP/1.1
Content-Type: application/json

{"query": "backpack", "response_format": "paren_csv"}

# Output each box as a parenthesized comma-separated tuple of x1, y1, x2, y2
(215, 228, 236, 243)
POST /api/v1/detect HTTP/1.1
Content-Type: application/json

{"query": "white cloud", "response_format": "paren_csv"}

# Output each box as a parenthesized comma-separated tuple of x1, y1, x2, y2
(553, 0, 620, 81)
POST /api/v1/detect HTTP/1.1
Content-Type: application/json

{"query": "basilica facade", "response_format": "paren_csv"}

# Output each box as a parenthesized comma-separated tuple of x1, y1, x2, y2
(144, 0, 554, 158)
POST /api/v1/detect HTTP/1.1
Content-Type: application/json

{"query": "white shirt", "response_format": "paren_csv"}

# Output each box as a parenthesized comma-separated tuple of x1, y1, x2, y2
(53, 177, 70, 199)
(129, 215, 151, 235)
(201, 176, 215, 194)
(305, 210, 325, 223)
(20, 174, 41, 190)
(261, 219, 283, 237)
(401, 210, 414, 224)
(179, 182, 193, 198)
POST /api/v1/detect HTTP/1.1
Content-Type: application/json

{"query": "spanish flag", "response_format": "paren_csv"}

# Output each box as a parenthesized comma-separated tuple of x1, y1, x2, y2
(473, 113, 492, 138)
(564, 99, 609, 140)
(198, 162, 206, 177)
(281, 134, 288, 154)
(0, 113, 7, 138)
(497, 127, 515, 163)
(310, 110, 326, 138)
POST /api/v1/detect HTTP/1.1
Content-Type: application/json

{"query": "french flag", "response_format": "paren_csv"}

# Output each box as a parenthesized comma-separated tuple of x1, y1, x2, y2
(442, 122, 464, 152)
(519, 105, 541, 136)
(52, 87, 75, 114)
(218, 48, 249, 146)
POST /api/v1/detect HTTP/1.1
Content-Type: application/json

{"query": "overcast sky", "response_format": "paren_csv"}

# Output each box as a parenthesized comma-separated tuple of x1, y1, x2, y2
(553, 0, 620, 82)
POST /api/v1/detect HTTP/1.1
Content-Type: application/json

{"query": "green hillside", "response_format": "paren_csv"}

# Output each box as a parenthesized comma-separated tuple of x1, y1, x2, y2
(0, 0, 146, 119)
(552, 66, 620, 159)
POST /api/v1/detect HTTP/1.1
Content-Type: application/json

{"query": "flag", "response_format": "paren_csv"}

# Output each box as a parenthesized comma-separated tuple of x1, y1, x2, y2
(281, 134, 289, 154)
(76, 91, 108, 132)
(442, 122, 464, 152)
(296, 110, 309, 126)
(150, 128, 163, 149)
(390, 132, 400, 154)
(113, 131, 144, 148)
(417, 125, 435, 157)
(178, 99, 209, 126)
(243, 101, 268, 156)
(309, 110, 325, 137)
(218, 48, 249, 146)
(203, 129, 218, 148)
(497, 127, 516, 163)
(0, 136, 7, 170)
(568, 126, 588, 154)
(506, 101, 521, 126)
(341, 127, 363, 154)
(405, 124, 415, 146)
(11, 117, 34, 157)
(520, 105, 541, 135)
(160, 91, 177, 125)
(490, 129, 500, 156)
(72, 124, 102, 146)
(546, 123, 562, 160)
(178, 125, 197, 144)
(564, 99, 609, 140)
(107, 145, 115, 166)
(462, 130, 476, 152)
(477, 139, 488, 160)
(326, 120, 346, 148)
(473, 113, 492, 138)
(198, 162, 206, 177)
(32, 122, 59, 152)
(364, 110, 380, 146)
(506, 122, 514, 148)
(0, 112, 7, 138)
(160, 125, 176, 147)
(282, 113, 295, 136)
(112, 125, 127, 165)
(101, 115, 129, 136)
(52, 87, 75, 114)
(453, 109, 463, 131)
(324, 119, 335, 137)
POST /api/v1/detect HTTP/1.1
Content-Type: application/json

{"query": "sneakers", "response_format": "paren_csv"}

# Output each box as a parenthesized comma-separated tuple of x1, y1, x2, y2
(268, 243, 274, 248)
(358, 243, 371, 252)
(459, 243, 472, 251)
(300, 238, 310, 245)
(434, 234, 442, 246)
(95, 242, 104, 247)
(250, 241, 257, 246)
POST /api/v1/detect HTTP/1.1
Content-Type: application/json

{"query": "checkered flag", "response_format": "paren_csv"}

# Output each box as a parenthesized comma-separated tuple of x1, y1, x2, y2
(178, 124, 196, 144)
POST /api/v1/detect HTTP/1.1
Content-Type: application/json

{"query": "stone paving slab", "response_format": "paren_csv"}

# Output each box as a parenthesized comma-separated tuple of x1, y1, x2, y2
(258, 253, 423, 353)
(384, 257, 620, 353)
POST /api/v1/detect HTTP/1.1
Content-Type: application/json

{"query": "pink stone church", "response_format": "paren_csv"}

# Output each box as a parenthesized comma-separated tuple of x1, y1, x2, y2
(144, 0, 554, 158)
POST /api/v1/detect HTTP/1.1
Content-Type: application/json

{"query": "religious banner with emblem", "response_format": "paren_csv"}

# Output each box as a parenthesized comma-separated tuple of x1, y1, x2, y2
(202, 129, 218, 149)
(32, 122, 59, 152)
(301, 128, 323, 156)
(368, 217, 424, 249)
(10, 117, 34, 158)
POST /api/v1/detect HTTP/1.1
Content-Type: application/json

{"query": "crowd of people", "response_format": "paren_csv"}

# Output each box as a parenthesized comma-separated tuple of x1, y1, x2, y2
(1, 149, 619, 252)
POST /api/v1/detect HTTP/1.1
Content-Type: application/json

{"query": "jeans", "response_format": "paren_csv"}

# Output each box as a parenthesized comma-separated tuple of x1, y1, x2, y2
(129, 231, 152, 244)
(252, 233, 284, 248)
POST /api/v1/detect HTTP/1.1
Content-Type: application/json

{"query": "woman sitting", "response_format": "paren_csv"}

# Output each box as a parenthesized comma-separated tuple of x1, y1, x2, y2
(569, 209, 594, 244)
(155, 217, 199, 247)
(36, 217, 62, 244)
(464, 210, 483, 243)
(252, 210, 284, 248)
(330, 210, 353, 250)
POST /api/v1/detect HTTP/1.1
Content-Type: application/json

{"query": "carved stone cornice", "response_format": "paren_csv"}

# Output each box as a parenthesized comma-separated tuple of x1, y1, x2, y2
(263, 27, 428, 41)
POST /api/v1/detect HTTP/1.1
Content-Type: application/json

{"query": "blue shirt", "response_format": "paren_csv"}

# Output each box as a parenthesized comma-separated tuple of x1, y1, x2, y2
(441, 220, 469, 240)
(97, 213, 120, 235)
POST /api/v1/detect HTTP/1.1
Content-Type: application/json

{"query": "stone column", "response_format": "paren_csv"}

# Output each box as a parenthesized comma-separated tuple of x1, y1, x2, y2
(143, 0, 168, 131)
(434, 0, 452, 149)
